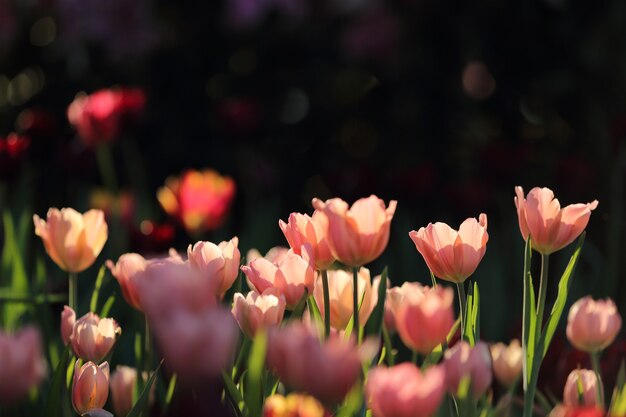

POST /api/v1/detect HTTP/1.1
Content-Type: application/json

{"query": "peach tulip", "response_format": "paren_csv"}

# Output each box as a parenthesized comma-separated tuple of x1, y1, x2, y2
(247, 246, 290, 264)
(110, 366, 154, 417)
(106, 253, 148, 311)
(0, 326, 47, 402)
(514, 186, 598, 255)
(187, 237, 241, 298)
(279, 211, 335, 270)
(396, 285, 455, 354)
(263, 393, 329, 417)
(409, 214, 488, 283)
(266, 322, 375, 404)
(490, 339, 523, 387)
(70, 312, 121, 362)
(61, 305, 76, 345)
(33, 208, 108, 273)
(72, 360, 110, 415)
(152, 307, 239, 382)
(242, 245, 316, 309)
(384, 281, 426, 333)
(563, 369, 601, 407)
(313, 268, 379, 330)
(157, 169, 236, 235)
(366, 363, 446, 417)
(566, 296, 622, 353)
(312, 195, 397, 267)
(232, 289, 286, 338)
(443, 341, 493, 398)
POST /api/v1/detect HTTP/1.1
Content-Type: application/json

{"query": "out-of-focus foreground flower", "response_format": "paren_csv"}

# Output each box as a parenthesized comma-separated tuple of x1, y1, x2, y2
(0, 326, 47, 402)
(566, 296, 622, 353)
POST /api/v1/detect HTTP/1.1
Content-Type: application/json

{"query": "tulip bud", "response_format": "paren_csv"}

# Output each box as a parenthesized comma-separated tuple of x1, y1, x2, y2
(70, 312, 121, 362)
(563, 369, 601, 407)
(232, 290, 286, 338)
(490, 339, 523, 387)
(187, 237, 241, 298)
(566, 296, 622, 353)
(443, 341, 493, 398)
(72, 360, 110, 415)
(106, 253, 148, 310)
(61, 305, 76, 345)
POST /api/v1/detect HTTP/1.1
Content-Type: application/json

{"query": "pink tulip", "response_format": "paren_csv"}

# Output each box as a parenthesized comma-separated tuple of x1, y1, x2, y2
(443, 341, 493, 398)
(312, 268, 379, 330)
(110, 366, 154, 417)
(490, 339, 523, 387)
(33, 208, 108, 273)
(247, 246, 290, 264)
(396, 285, 455, 354)
(72, 360, 110, 415)
(241, 245, 316, 309)
(152, 307, 239, 382)
(106, 253, 148, 311)
(566, 296, 622, 353)
(279, 211, 335, 270)
(409, 214, 488, 283)
(61, 305, 76, 345)
(70, 312, 121, 362)
(0, 326, 47, 402)
(563, 369, 601, 407)
(266, 322, 374, 404)
(157, 169, 236, 235)
(232, 289, 286, 338)
(187, 237, 241, 298)
(366, 363, 446, 417)
(384, 281, 426, 333)
(514, 186, 598, 254)
(312, 195, 397, 267)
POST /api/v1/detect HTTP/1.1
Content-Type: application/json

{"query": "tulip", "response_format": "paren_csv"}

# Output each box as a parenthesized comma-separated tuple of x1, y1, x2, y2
(247, 246, 290, 264)
(514, 186, 598, 255)
(242, 245, 316, 309)
(72, 360, 110, 415)
(566, 296, 622, 353)
(563, 369, 601, 407)
(157, 169, 236, 235)
(0, 326, 47, 402)
(395, 285, 454, 354)
(67, 88, 145, 146)
(313, 268, 379, 330)
(232, 289, 286, 338)
(61, 305, 76, 345)
(263, 393, 329, 417)
(548, 405, 605, 417)
(443, 341, 493, 398)
(279, 211, 335, 270)
(187, 237, 241, 298)
(70, 312, 121, 362)
(312, 195, 397, 267)
(81, 410, 114, 417)
(366, 363, 446, 417)
(33, 208, 108, 273)
(110, 366, 155, 417)
(90, 188, 136, 225)
(106, 253, 148, 311)
(266, 322, 375, 404)
(490, 339, 523, 387)
(151, 307, 239, 382)
(384, 281, 426, 333)
(409, 213, 488, 283)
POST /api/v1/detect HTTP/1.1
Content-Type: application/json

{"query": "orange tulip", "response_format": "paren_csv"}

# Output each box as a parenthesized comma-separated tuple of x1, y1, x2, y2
(490, 339, 523, 387)
(61, 305, 76, 345)
(187, 237, 241, 298)
(443, 341, 493, 398)
(514, 186, 598, 254)
(106, 253, 147, 311)
(312, 195, 397, 267)
(157, 169, 236, 235)
(0, 326, 47, 402)
(409, 214, 488, 283)
(33, 208, 108, 273)
(563, 369, 601, 407)
(232, 289, 286, 338)
(70, 312, 121, 362)
(263, 393, 329, 417)
(566, 296, 622, 353)
(395, 285, 455, 354)
(72, 360, 110, 415)
(279, 211, 335, 270)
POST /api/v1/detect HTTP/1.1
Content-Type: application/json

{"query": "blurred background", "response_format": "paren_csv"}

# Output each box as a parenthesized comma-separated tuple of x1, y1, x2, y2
(1, 0, 625, 400)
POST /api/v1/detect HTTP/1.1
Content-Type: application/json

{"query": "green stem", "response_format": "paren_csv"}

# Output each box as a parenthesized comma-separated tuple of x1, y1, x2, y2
(412, 350, 419, 366)
(590, 351, 605, 406)
(95, 143, 118, 192)
(382, 324, 395, 366)
(535, 254, 550, 338)
(144, 315, 152, 383)
(68, 272, 78, 312)
(456, 282, 466, 341)
(352, 266, 360, 343)
(321, 270, 331, 339)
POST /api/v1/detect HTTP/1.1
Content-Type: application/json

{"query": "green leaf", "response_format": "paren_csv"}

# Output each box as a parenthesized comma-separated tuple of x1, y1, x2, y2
(90, 265, 107, 312)
(335, 385, 363, 417)
(222, 370, 245, 412)
(542, 233, 585, 357)
(2, 210, 30, 329)
(365, 267, 388, 336)
(344, 290, 367, 342)
(44, 345, 71, 417)
(245, 330, 268, 417)
(464, 284, 475, 346)
(126, 359, 162, 417)
(471, 282, 480, 342)
(307, 294, 324, 330)
(522, 237, 536, 388)
(617, 360, 626, 390)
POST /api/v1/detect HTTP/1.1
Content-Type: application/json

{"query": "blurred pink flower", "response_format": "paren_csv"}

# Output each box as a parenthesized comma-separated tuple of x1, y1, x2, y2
(443, 341, 493, 398)
(384, 281, 426, 333)
(563, 369, 600, 407)
(566, 296, 622, 353)
(0, 326, 47, 402)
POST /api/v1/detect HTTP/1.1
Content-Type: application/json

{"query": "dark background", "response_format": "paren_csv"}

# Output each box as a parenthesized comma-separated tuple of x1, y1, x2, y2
(0, 0, 624, 383)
